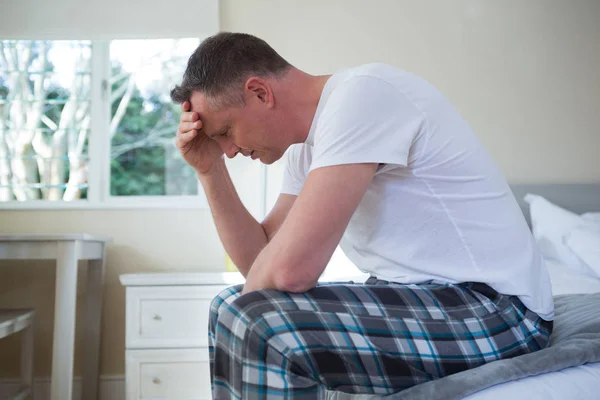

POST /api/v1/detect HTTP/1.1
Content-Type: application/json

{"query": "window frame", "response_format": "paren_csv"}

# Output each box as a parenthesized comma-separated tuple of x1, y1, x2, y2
(0, 40, 269, 213)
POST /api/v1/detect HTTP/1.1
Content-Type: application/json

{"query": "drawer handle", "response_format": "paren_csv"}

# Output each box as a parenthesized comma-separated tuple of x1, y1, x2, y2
(153, 314, 162, 321)
(152, 377, 161, 384)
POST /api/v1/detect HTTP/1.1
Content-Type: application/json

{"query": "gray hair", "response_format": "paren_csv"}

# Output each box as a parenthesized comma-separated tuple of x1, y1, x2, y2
(170, 32, 292, 109)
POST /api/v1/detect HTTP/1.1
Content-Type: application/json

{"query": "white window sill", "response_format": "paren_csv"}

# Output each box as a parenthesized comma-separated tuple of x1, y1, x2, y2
(0, 196, 209, 210)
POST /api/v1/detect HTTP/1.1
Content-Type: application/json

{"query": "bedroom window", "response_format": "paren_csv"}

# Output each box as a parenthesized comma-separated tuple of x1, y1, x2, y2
(0, 39, 267, 216)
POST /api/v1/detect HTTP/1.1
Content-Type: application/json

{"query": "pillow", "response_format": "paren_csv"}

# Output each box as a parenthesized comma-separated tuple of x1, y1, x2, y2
(524, 194, 598, 278)
(582, 212, 600, 223)
(566, 222, 600, 278)
(544, 258, 600, 295)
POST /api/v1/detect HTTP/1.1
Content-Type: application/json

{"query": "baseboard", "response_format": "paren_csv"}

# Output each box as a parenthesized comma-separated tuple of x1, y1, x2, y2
(0, 375, 124, 400)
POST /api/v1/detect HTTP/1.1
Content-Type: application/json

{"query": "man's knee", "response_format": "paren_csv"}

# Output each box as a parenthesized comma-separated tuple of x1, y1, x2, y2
(209, 284, 244, 318)
(216, 288, 289, 339)
(233, 288, 290, 319)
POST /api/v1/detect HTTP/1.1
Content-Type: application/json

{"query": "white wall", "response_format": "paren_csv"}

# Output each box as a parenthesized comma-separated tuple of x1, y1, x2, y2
(0, 0, 599, 378)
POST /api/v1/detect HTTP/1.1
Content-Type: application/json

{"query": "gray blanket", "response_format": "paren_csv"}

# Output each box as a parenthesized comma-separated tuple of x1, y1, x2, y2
(326, 293, 600, 400)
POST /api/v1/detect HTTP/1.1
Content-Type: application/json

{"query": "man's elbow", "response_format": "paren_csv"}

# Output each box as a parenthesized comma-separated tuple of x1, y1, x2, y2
(273, 263, 320, 293)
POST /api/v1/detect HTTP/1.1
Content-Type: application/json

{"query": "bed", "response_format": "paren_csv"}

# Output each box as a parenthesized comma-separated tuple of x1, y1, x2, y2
(446, 264, 600, 400)
(326, 184, 600, 400)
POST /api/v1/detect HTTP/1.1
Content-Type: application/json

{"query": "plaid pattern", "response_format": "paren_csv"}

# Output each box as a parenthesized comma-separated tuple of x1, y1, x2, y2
(208, 278, 552, 399)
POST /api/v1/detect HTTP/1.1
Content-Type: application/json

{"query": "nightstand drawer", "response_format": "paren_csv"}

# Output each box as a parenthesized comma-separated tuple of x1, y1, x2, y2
(126, 285, 229, 348)
(127, 349, 212, 400)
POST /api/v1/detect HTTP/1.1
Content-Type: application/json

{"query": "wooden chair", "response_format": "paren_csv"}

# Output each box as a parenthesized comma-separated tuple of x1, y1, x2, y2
(0, 309, 35, 400)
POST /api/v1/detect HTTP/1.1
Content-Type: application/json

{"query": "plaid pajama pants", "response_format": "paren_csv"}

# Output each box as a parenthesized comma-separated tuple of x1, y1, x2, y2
(208, 278, 552, 399)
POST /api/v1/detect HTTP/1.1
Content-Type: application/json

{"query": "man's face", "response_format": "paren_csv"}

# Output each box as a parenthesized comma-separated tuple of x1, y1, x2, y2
(189, 90, 286, 165)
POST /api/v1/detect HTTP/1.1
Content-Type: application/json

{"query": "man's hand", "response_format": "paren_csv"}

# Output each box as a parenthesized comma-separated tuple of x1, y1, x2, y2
(176, 101, 224, 175)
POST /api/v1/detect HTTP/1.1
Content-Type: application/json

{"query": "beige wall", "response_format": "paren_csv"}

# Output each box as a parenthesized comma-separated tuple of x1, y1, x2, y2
(223, 0, 600, 183)
(1, 0, 599, 378)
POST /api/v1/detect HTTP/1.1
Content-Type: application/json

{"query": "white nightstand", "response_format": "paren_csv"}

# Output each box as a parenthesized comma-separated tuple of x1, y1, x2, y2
(119, 272, 244, 400)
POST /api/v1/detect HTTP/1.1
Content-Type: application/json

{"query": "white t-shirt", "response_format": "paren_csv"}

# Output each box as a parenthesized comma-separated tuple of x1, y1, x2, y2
(281, 63, 554, 321)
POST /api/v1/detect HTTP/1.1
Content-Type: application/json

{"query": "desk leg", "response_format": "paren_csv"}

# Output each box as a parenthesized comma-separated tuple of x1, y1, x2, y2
(82, 245, 107, 400)
(50, 241, 79, 400)
(21, 318, 34, 400)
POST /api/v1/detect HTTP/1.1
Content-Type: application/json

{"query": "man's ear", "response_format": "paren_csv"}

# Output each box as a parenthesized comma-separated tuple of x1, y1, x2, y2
(245, 77, 274, 108)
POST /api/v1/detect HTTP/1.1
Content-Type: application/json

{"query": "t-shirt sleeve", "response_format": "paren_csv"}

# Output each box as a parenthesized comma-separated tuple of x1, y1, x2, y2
(309, 76, 424, 172)
(280, 144, 310, 196)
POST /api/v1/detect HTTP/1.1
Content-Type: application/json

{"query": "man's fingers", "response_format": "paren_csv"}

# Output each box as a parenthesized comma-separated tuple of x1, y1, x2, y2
(176, 129, 198, 148)
(179, 120, 202, 132)
(180, 111, 200, 123)
(181, 101, 191, 112)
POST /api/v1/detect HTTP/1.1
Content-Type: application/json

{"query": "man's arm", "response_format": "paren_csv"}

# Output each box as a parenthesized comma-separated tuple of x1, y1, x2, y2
(198, 158, 296, 277)
(242, 162, 377, 294)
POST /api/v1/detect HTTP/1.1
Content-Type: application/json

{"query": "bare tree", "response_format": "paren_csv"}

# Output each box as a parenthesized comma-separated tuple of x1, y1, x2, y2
(0, 41, 94, 201)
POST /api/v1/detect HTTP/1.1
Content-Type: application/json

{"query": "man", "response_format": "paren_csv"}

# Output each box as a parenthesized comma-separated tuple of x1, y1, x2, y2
(171, 32, 554, 399)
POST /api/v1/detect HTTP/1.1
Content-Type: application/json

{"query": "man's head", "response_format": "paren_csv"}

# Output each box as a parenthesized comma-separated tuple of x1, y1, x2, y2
(171, 32, 304, 164)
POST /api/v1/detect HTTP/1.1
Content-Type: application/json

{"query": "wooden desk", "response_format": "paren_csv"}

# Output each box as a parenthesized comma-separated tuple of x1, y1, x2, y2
(0, 234, 111, 400)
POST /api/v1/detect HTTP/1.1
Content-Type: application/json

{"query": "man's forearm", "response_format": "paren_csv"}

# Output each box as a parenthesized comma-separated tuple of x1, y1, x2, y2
(198, 158, 268, 277)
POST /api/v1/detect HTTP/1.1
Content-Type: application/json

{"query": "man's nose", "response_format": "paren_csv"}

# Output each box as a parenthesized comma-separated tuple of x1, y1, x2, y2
(222, 141, 240, 159)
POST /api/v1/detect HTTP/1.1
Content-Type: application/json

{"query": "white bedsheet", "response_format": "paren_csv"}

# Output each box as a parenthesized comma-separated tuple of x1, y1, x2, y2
(463, 360, 600, 400)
